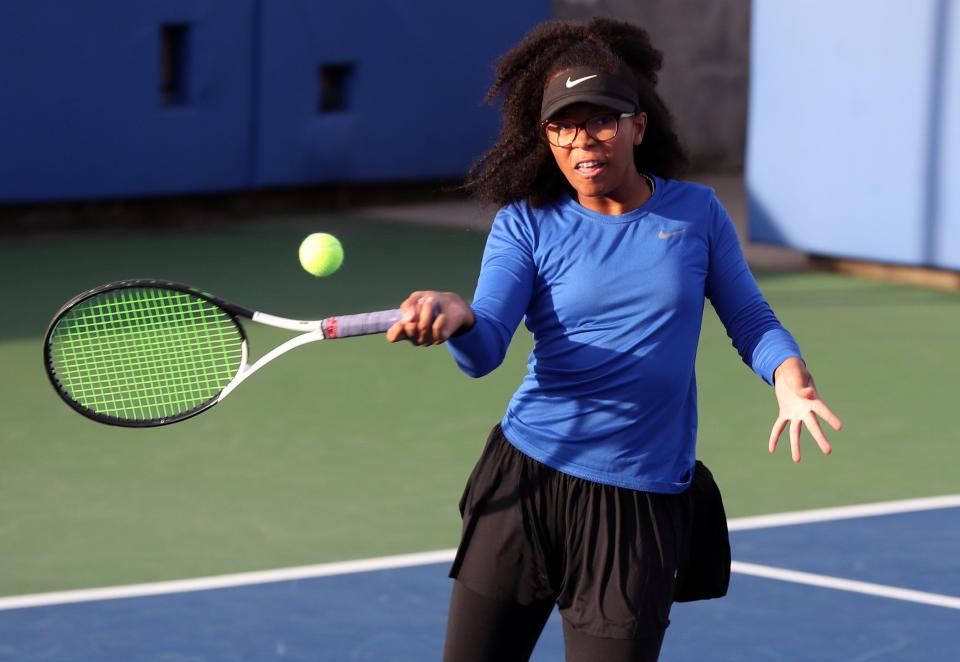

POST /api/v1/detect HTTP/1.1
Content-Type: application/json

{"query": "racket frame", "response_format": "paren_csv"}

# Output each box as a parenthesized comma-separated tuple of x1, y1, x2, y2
(43, 279, 395, 427)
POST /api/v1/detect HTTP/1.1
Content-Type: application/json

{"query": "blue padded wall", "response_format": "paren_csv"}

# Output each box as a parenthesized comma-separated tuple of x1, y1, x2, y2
(747, 0, 960, 270)
(0, 1, 550, 203)
(253, 0, 550, 187)
(0, 1, 256, 203)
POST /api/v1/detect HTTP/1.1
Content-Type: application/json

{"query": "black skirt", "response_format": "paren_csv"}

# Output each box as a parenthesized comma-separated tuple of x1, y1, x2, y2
(450, 424, 698, 639)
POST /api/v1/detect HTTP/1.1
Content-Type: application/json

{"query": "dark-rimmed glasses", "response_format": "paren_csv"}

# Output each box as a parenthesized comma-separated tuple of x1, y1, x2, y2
(541, 112, 636, 147)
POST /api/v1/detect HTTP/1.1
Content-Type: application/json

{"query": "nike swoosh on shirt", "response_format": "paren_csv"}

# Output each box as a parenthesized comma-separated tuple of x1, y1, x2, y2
(565, 74, 598, 88)
(658, 229, 688, 239)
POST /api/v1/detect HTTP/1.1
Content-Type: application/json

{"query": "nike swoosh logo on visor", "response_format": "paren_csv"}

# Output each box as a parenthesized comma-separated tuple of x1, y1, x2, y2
(565, 74, 598, 88)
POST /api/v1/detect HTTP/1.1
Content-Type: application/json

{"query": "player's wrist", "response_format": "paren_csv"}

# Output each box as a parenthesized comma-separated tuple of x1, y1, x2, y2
(773, 356, 807, 386)
(451, 309, 475, 336)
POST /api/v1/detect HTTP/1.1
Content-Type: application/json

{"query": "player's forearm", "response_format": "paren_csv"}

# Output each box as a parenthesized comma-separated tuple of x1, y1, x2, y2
(751, 328, 803, 385)
(445, 311, 511, 378)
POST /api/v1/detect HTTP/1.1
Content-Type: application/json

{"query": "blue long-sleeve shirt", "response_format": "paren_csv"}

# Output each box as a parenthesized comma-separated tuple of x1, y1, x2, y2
(447, 177, 801, 493)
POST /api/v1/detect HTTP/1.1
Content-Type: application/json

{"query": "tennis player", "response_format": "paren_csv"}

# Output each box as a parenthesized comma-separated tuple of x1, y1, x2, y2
(387, 18, 842, 662)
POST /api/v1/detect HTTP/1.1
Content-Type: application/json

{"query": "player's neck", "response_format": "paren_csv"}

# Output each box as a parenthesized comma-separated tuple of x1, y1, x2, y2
(576, 170, 653, 215)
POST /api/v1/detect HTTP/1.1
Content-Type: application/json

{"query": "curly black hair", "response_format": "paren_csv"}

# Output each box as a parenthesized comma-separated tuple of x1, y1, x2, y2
(464, 18, 688, 208)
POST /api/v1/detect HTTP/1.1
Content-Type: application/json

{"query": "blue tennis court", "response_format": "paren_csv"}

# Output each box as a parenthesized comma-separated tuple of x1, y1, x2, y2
(2, 496, 957, 661)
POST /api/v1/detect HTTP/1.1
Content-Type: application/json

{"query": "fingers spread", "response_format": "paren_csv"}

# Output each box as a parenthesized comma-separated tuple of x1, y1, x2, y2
(805, 412, 832, 455)
(813, 400, 844, 431)
(769, 417, 787, 454)
(790, 419, 802, 463)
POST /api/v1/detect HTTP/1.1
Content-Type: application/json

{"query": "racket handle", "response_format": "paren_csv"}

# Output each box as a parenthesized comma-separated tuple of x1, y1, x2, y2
(323, 309, 402, 339)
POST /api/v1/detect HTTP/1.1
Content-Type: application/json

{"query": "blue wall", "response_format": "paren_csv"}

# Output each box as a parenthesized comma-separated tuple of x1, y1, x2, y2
(255, 1, 546, 187)
(747, 0, 960, 270)
(0, 1, 256, 202)
(0, 1, 549, 204)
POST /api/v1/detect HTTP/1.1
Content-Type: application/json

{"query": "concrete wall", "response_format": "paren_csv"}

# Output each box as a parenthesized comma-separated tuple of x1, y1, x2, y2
(554, 0, 751, 172)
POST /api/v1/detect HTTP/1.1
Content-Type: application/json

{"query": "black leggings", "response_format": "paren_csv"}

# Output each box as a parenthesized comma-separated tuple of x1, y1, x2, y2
(443, 582, 666, 662)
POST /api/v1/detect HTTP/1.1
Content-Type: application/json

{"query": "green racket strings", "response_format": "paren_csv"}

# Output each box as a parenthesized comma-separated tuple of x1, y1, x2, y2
(48, 288, 243, 421)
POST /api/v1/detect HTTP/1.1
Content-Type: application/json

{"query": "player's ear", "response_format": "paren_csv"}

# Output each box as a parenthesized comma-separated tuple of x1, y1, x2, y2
(633, 112, 648, 146)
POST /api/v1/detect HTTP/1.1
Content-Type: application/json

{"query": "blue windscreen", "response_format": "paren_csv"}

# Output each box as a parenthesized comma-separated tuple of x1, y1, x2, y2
(0, 1, 550, 204)
(0, 0, 256, 203)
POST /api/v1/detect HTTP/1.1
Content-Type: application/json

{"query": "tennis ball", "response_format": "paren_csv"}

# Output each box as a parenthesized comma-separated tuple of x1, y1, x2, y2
(298, 233, 343, 277)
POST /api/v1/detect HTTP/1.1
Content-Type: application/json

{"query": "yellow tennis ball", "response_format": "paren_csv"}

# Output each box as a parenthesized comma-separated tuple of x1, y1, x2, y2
(298, 233, 343, 277)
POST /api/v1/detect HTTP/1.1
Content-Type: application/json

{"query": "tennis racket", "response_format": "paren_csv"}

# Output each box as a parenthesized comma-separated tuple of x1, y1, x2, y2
(43, 279, 401, 427)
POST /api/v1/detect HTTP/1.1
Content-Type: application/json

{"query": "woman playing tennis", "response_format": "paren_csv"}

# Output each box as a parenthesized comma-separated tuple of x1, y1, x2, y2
(388, 17, 842, 662)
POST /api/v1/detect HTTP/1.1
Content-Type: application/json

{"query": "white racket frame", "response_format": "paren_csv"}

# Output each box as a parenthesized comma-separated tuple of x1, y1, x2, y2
(45, 279, 401, 427)
(217, 313, 331, 402)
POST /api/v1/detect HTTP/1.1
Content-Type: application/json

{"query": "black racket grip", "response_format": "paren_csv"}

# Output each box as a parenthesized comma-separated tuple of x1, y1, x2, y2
(322, 309, 402, 339)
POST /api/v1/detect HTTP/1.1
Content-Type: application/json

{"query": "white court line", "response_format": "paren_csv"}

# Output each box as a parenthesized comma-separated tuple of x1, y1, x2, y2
(727, 494, 960, 531)
(0, 494, 957, 612)
(732, 561, 960, 610)
(0, 549, 456, 612)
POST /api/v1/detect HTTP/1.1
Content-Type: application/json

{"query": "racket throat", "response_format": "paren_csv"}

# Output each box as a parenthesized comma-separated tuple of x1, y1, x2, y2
(251, 311, 323, 332)
(217, 330, 326, 402)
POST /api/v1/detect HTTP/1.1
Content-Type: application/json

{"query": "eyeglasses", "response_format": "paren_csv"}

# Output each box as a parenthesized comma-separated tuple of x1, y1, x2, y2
(541, 112, 636, 147)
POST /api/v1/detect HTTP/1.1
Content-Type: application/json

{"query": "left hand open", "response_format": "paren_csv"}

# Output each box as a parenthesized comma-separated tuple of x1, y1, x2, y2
(769, 357, 844, 462)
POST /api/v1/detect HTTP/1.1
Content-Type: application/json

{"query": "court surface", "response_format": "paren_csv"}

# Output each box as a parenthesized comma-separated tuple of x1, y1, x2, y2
(2, 496, 956, 661)
(3, 214, 959, 660)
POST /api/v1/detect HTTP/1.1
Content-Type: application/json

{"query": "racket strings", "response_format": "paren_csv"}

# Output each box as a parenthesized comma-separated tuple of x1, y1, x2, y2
(55, 295, 221, 416)
(53, 292, 239, 418)
(48, 288, 244, 421)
